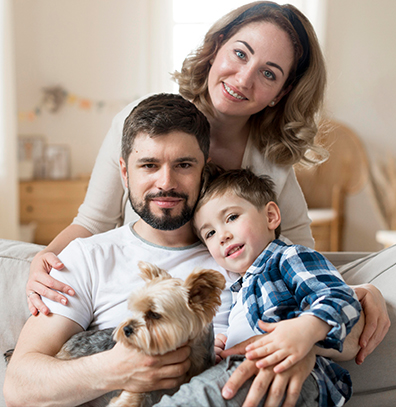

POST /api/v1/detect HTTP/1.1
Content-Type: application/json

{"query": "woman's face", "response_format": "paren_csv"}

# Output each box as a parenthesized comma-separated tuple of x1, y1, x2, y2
(208, 21, 294, 121)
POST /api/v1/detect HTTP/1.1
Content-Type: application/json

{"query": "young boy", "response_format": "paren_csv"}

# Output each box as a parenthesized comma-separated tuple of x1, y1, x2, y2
(193, 167, 362, 407)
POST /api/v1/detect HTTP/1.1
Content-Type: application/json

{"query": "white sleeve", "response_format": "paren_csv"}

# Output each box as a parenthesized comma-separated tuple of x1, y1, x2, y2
(277, 168, 314, 248)
(72, 96, 150, 235)
(42, 240, 94, 330)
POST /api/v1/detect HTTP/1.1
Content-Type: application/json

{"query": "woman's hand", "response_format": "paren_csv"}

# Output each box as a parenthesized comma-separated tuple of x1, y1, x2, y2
(353, 283, 390, 364)
(221, 337, 315, 407)
(27, 251, 75, 316)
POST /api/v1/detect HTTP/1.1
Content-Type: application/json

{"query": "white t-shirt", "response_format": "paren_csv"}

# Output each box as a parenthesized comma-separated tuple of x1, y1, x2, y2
(43, 223, 234, 335)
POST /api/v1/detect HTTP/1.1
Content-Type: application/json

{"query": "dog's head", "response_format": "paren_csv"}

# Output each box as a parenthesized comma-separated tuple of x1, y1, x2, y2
(113, 261, 225, 355)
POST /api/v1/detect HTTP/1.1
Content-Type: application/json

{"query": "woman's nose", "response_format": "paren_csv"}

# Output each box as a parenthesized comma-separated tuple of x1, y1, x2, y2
(235, 65, 254, 89)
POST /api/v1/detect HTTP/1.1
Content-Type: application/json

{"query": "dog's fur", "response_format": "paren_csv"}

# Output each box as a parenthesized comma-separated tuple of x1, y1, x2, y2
(33, 261, 225, 407)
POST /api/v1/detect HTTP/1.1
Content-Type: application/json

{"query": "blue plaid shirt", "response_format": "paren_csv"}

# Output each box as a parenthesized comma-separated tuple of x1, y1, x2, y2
(230, 239, 361, 406)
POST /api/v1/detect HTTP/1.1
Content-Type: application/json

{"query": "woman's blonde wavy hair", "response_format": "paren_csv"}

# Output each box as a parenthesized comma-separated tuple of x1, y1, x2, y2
(172, 1, 328, 166)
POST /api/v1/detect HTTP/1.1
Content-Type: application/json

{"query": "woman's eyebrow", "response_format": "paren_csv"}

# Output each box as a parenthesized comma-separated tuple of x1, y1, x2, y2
(237, 40, 254, 54)
(267, 62, 284, 76)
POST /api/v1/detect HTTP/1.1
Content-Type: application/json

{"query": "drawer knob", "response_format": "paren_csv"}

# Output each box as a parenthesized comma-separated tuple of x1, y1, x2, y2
(26, 205, 34, 213)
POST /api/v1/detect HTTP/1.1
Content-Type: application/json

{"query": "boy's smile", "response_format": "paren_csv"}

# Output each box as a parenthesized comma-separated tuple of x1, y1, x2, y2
(194, 192, 280, 274)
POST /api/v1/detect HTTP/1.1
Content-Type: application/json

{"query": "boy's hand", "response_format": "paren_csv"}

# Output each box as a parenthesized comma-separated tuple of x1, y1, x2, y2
(214, 334, 227, 364)
(245, 316, 330, 373)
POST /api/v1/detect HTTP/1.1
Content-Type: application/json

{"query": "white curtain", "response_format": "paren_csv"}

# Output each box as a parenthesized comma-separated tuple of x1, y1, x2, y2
(0, 0, 18, 240)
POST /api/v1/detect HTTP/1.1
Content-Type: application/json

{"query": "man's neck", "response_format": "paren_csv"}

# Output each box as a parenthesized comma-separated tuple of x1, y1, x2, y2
(133, 220, 199, 248)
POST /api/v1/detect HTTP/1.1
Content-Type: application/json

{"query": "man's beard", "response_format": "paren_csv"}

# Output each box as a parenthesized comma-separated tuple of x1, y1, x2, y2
(128, 190, 195, 231)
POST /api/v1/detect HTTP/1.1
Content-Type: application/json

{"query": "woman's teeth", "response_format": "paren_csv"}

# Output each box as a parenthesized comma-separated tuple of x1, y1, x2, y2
(223, 83, 246, 100)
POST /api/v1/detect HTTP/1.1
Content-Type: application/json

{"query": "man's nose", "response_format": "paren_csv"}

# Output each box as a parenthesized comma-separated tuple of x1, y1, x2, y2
(156, 167, 177, 191)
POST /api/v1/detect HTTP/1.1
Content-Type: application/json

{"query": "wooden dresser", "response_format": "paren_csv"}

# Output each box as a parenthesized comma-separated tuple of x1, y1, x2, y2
(19, 178, 89, 245)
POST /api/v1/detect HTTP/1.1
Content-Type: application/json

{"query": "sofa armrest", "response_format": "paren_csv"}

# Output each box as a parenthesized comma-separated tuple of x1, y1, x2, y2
(0, 238, 44, 406)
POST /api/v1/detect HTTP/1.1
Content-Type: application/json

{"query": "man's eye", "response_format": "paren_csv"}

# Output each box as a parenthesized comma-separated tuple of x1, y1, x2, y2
(178, 163, 191, 169)
(142, 164, 156, 169)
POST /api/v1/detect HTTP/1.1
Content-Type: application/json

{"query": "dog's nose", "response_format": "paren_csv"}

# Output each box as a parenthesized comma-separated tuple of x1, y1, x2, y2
(123, 325, 134, 337)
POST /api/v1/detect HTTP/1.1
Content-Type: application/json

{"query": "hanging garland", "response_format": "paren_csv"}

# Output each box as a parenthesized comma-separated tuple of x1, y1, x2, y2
(18, 85, 133, 122)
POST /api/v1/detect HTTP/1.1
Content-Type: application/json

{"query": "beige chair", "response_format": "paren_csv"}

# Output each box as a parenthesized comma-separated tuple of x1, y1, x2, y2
(295, 120, 369, 251)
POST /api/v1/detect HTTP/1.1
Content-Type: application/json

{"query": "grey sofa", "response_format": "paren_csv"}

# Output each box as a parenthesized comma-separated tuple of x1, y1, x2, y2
(1, 238, 396, 406)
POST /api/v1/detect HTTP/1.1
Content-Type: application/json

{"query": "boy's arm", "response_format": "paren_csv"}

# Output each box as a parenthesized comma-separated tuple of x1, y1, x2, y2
(4, 313, 191, 407)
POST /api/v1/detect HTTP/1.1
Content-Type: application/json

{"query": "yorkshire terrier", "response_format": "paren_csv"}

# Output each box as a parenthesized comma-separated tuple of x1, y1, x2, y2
(7, 262, 225, 407)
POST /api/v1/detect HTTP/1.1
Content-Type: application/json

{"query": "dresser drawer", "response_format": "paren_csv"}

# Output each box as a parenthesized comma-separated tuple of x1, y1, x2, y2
(19, 179, 89, 244)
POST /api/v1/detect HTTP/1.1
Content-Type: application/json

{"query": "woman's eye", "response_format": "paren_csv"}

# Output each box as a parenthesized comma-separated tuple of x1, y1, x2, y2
(263, 70, 275, 80)
(235, 50, 246, 60)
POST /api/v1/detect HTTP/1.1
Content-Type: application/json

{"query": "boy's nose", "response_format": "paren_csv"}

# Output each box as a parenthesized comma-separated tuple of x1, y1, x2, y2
(220, 230, 233, 244)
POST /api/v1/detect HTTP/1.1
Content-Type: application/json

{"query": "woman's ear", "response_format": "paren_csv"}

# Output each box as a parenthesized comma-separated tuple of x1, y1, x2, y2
(119, 157, 128, 188)
(265, 202, 281, 231)
(270, 85, 293, 107)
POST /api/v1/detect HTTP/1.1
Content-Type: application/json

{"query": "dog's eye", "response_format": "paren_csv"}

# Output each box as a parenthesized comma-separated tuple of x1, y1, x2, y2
(146, 310, 161, 320)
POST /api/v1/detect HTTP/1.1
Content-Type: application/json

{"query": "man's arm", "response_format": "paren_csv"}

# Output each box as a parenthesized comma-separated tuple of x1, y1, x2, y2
(4, 313, 191, 407)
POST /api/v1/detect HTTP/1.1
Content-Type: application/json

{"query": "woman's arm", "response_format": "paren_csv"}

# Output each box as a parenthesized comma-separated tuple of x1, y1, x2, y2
(315, 310, 365, 362)
(27, 224, 93, 316)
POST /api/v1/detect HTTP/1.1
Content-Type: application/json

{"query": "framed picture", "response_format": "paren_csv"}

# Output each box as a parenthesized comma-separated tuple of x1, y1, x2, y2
(18, 135, 46, 179)
(43, 144, 71, 180)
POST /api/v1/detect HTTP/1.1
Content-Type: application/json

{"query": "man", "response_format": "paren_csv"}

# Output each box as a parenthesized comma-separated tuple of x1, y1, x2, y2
(4, 94, 314, 407)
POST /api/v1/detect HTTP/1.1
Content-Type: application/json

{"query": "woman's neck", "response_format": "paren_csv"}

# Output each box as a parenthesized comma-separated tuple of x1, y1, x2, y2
(208, 114, 250, 170)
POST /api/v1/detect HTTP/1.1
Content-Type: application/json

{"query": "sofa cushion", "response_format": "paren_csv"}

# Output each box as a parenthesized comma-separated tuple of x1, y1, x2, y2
(0, 238, 43, 406)
(337, 245, 396, 407)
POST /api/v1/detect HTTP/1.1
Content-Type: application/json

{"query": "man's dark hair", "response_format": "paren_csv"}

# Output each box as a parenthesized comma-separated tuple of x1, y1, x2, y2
(122, 93, 210, 162)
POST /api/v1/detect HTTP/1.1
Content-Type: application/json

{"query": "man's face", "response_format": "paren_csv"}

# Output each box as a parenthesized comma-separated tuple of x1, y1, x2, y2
(120, 131, 206, 231)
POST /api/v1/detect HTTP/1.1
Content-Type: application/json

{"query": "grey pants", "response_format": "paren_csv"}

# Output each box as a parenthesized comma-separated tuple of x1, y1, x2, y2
(152, 356, 319, 407)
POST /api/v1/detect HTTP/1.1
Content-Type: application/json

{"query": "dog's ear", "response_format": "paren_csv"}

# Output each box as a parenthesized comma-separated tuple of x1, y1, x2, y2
(184, 269, 226, 321)
(138, 261, 171, 281)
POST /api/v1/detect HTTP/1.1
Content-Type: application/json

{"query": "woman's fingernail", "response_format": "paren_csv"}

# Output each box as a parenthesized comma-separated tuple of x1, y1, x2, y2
(61, 299, 67, 305)
(68, 290, 74, 296)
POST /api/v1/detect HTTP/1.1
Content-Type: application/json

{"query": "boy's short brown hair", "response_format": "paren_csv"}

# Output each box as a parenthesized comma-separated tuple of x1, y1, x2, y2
(195, 165, 281, 239)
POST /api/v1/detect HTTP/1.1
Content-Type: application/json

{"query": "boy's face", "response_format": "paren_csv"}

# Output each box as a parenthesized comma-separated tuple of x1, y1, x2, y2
(194, 192, 280, 275)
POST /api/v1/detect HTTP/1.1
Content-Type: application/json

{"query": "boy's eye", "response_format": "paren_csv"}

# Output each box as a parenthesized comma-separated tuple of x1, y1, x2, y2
(227, 214, 239, 222)
(205, 230, 215, 240)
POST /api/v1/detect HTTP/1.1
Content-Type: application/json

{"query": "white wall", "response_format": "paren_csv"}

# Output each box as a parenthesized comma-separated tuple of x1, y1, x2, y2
(324, 0, 396, 250)
(14, 0, 173, 178)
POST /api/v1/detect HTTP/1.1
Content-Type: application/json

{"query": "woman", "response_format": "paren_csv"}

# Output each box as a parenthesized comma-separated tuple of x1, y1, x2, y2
(27, 0, 388, 387)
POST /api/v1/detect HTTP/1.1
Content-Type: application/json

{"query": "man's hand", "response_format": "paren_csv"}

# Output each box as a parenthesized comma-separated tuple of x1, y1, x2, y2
(106, 341, 192, 393)
(27, 251, 74, 316)
(353, 284, 390, 364)
(221, 342, 316, 407)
